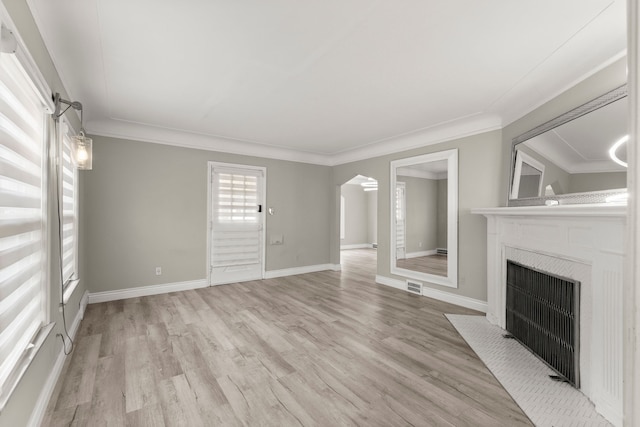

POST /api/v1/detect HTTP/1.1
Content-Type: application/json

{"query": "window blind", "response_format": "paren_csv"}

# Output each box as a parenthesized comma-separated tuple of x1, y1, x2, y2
(0, 53, 47, 399)
(60, 122, 77, 286)
(212, 169, 261, 225)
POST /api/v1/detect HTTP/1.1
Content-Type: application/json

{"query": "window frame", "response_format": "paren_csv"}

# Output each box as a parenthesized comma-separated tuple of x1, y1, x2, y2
(0, 5, 55, 412)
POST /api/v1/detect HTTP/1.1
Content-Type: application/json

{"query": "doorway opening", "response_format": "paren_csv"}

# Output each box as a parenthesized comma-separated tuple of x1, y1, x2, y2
(340, 175, 378, 269)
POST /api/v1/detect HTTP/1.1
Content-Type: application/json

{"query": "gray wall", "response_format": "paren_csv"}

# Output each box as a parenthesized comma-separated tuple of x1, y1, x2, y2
(1, 1, 87, 426)
(83, 136, 332, 292)
(568, 171, 627, 193)
(367, 191, 378, 244)
(331, 130, 504, 301)
(340, 183, 369, 246)
(399, 176, 438, 253)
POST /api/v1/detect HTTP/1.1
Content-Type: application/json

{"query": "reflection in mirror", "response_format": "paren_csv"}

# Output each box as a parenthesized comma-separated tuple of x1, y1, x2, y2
(510, 151, 545, 199)
(509, 85, 627, 206)
(391, 149, 458, 288)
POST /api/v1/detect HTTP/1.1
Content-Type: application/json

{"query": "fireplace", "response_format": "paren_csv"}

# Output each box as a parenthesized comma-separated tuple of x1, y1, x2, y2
(473, 205, 625, 427)
(506, 260, 580, 387)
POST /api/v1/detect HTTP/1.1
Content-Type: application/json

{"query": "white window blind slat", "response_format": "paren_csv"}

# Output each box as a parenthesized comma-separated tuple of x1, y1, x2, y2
(60, 121, 77, 286)
(0, 52, 47, 405)
(213, 170, 261, 225)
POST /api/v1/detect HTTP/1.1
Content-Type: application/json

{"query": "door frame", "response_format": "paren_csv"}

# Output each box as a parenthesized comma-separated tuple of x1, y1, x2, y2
(206, 161, 267, 286)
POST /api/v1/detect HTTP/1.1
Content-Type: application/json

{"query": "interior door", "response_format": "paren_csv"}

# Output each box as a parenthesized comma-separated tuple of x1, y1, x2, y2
(395, 182, 406, 259)
(209, 163, 265, 285)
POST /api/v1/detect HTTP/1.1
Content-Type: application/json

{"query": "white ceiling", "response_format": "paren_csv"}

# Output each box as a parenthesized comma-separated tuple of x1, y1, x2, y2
(27, 0, 627, 165)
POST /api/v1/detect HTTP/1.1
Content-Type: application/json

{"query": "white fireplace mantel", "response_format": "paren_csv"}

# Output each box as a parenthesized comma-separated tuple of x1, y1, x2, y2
(472, 204, 626, 427)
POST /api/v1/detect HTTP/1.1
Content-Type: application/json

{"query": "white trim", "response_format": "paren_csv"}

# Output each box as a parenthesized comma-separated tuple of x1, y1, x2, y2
(472, 204, 627, 218)
(62, 279, 80, 305)
(390, 149, 459, 288)
(626, 0, 639, 425)
(375, 275, 406, 290)
(396, 167, 446, 180)
(89, 120, 332, 166)
(510, 150, 546, 199)
(340, 243, 374, 250)
(375, 275, 487, 312)
(264, 264, 336, 279)
(420, 286, 487, 313)
(340, 195, 346, 240)
(85, 113, 501, 168)
(0, 3, 54, 112)
(88, 279, 208, 304)
(406, 249, 437, 259)
(26, 290, 88, 427)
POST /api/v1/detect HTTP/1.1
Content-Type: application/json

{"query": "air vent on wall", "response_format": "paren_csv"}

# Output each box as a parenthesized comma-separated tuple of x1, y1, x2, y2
(407, 280, 422, 295)
(436, 248, 448, 255)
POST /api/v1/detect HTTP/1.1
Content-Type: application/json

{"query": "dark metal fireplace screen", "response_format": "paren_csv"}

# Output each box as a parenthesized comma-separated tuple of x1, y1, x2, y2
(506, 260, 580, 387)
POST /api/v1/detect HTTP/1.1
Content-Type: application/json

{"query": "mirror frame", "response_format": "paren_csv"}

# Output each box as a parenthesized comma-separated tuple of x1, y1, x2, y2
(510, 150, 545, 199)
(508, 84, 628, 206)
(390, 149, 458, 288)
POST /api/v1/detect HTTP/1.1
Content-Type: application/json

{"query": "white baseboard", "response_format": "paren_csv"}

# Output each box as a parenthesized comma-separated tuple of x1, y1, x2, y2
(88, 279, 209, 304)
(375, 275, 406, 290)
(421, 286, 487, 313)
(340, 243, 374, 250)
(27, 290, 89, 427)
(375, 275, 487, 313)
(265, 264, 336, 279)
(89, 265, 343, 303)
(405, 249, 437, 259)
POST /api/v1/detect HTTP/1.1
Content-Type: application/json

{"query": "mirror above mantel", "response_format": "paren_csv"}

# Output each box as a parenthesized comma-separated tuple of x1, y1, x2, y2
(508, 84, 628, 206)
(391, 149, 458, 288)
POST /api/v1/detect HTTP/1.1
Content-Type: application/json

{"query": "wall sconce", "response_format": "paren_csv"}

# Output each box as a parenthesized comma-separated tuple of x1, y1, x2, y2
(53, 93, 92, 170)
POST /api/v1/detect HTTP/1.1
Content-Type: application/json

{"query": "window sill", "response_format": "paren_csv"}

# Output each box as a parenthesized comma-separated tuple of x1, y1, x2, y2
(0, 322, 55, 412)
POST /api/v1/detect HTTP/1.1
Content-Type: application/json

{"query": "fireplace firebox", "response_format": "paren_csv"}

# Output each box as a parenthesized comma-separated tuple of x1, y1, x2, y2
(506, 260, 581, 387)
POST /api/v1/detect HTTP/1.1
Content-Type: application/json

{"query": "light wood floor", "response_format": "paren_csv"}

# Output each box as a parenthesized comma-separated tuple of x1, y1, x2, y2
(43, 249, 531, 426)
(396, 254, 448, 277)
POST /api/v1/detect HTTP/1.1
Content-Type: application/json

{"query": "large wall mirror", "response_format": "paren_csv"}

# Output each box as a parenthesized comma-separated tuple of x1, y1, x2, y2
(390, 149, 458, 288)
(508, 84, 628, 206)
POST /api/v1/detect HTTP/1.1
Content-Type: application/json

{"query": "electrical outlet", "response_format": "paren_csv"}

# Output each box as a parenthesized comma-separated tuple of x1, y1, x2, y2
(155, 267, 162, 276)
(270, 235, 284, 245)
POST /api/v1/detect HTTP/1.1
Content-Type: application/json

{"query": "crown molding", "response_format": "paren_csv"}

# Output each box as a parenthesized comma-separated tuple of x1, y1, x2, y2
(87, 114, 502, 167)
(87, 118, 334, 165)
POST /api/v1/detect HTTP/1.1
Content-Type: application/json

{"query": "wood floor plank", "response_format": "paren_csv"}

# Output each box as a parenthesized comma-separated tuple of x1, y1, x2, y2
(44, 249, 532, 426)
(54, 334, 101, 410)
(146, 323, 184, 380)
(86, 354, 126, 426)
(125, 404, 166, 427)
(124, 335, 159, 413)
(157, 374, 205, 427)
